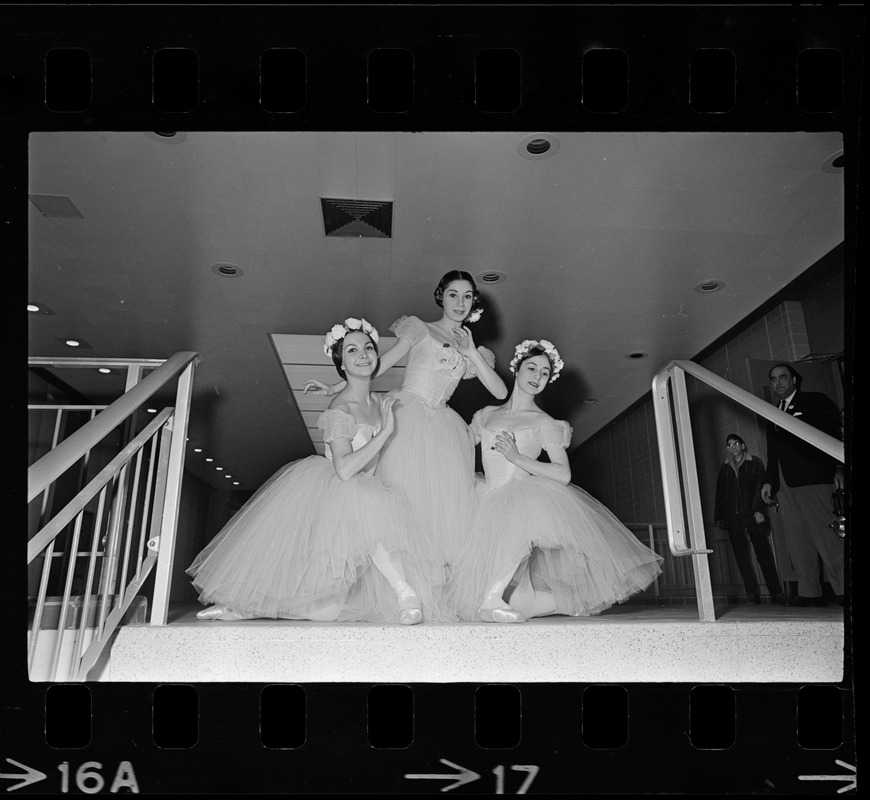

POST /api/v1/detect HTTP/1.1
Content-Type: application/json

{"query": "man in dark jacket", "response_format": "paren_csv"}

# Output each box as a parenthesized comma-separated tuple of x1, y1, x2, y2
(715, 434, 784, 604)
(760, 363, 845, 607)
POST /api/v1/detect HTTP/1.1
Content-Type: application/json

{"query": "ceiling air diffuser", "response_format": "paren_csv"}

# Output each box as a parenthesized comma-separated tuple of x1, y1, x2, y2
(321, 198, 393, 238)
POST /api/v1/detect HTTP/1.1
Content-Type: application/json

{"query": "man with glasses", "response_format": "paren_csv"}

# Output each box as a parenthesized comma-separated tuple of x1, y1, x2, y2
(715, 433, 785, 604)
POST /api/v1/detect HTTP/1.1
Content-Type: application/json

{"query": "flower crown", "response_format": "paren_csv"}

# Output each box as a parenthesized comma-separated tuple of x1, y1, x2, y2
(466, 308, 483, 324)
(509, 339, 565, 382)
(323, 317, 379, 358)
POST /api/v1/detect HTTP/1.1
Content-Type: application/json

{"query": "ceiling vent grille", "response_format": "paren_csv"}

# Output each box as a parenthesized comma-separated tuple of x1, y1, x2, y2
(29, 195, 84, 218)
(321, 198, 393, 238)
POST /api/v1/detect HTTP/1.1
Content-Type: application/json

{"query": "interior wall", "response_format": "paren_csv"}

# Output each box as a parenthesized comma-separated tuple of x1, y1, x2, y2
(569, 251, 845, 597)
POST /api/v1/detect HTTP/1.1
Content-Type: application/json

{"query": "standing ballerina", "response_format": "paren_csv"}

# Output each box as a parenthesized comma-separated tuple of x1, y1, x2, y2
(188, 318, 447, 624)
(448, 339, 663, 623)
(305, 272, 507, 566)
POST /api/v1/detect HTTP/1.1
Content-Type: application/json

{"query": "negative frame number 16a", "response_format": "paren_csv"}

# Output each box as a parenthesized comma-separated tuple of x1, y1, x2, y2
(58, 762, 139, 794)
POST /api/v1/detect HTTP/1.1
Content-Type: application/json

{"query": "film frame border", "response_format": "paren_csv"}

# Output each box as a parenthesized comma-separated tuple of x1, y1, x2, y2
(4, 3, 859, 795)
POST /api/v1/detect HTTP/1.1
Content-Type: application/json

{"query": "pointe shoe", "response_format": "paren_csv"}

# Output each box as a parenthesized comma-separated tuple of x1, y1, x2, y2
(398, 607, 423, 625)
(478, 606, 526, 623)
(196, 605, 255, 621)
(395, 581, 424, 625)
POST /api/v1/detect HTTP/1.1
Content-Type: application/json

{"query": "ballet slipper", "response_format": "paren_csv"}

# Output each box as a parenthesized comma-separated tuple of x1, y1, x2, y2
(196, 605, 255, 621)
(395, 580, 423, 625)
(478, 590, 526, 623)
(398, 607, 423, 625)
(478, 606, 526, 623)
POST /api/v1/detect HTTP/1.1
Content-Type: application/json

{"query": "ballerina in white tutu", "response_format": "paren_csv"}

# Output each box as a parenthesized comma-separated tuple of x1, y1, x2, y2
(188, 318, 447, 624)
(447, 339, 663, 623)
(304, 271, 507, 566)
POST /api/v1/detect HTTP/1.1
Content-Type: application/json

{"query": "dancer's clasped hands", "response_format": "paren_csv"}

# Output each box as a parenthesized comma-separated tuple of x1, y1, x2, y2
(452, 324, 474, 355)
(491, 430, 519, 462)
(380, 393, 400, 437)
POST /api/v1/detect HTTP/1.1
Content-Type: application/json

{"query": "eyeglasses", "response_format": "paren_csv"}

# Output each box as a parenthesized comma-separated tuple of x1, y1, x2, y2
(726, 443, 743, 449)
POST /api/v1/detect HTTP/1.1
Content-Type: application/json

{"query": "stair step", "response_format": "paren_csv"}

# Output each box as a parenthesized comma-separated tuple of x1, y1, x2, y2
(104, 604, 844, 683)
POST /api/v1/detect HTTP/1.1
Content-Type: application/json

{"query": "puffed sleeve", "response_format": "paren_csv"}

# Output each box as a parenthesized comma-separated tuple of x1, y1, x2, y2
(389, 315, 428, 345)
(317, 409, 358, 444)
(536, 418, 572, 450)
(462, 345, 496, 379)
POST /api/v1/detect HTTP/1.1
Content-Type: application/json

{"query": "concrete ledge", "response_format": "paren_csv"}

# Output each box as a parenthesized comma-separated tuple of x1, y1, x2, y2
(104, 606, 845, 683)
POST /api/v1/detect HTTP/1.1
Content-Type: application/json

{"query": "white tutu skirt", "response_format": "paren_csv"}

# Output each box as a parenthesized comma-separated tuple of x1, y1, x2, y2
(187, 456, 452, 621)
(376, 391, 477, 565)
(448, 475, 664, 619)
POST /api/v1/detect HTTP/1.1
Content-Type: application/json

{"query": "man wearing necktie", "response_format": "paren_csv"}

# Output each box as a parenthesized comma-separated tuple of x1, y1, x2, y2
(760, 363, 845, 607)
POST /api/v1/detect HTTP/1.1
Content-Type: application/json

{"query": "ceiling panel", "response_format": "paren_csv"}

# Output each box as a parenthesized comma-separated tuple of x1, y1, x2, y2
(27, 131, 844, 491)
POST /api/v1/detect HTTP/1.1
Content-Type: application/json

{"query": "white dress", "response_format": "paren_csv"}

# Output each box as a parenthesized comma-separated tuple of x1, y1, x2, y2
(187, 398, 450, 621)
(447, 411, 663, 619)
(375, 315, 496, 565)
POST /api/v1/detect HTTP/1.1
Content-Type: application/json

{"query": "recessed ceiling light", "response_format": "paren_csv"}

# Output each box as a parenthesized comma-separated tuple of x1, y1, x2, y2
(211, 263, 243, 278)
(225, 475, 232, 478)
(97, 368, 112, 374)
(193, 448, 203, 453)
(582, 398, 599, 404)
(28, 302, 55, 315)
(205, 458, 214, 463)
(233, 481, 239, 486)
(625, 352, 649, 360)
(476, 270, 507, 285)
(518, 133, 561, 160)
(27, 303, 40, 313)
(57, 337, 91, 349)
(216, 466, 223, 471)
(145, 131, 188, 145)
(147, 408, 157, 413)
(694, 279, 725, 294)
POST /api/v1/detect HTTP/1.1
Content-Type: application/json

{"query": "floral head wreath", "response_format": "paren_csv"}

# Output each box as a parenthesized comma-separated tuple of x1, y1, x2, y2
(509, 339, 565, 383)
(323, 317, 380, 358)
(466, 308, 483, 324)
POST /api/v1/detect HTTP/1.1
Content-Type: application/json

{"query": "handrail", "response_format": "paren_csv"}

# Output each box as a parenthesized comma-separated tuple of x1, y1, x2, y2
(27, 408, 174, 563)
(664, 360, 844, 463)
(29, 357, 166, 368)
(27, 351, 200, 504)
(651, 359, 845, 623)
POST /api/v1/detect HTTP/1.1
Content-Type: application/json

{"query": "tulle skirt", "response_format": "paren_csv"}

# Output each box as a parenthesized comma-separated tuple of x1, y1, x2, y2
(448, 475, 664, 619)
(375, 391, 477, 565)
(187, 456, 451, 621)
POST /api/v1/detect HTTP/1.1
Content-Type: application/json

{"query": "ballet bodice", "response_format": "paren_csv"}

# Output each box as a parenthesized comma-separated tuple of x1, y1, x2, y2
(318, 407, 381, 474)
(391, 315, 495, 408)
(472, 411, 573, 490)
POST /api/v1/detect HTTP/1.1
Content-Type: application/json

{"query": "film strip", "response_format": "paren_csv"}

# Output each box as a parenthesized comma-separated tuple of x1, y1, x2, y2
(6, 4, 858, 795)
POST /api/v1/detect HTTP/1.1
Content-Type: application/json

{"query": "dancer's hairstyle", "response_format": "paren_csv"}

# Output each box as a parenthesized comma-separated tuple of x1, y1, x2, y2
(433, 270, 484, 323)
(509, 339, 565, 383)
(768, 362, 802, 388)
(324, 318, 380, 378)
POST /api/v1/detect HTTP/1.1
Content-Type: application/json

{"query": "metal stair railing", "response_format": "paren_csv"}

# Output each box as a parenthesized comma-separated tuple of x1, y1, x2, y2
(27, 351, 199, 681)
(652, 359, 844, 622)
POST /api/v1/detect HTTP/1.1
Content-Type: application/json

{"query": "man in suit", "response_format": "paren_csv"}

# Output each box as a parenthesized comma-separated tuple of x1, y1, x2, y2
(760, 363, 845, 607)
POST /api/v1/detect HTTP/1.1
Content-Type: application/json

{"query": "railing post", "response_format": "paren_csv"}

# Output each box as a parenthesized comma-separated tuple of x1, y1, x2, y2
(149, 360, 195, 625)
(652, 371, 694, 556)
(670, 367, 716, 622)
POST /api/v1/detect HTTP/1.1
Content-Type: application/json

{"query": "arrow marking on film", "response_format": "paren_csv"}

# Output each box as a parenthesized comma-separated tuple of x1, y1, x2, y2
(405, 759, 481, 792)
(0, 759, 48, 792)
(799, 760, 856, 794)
